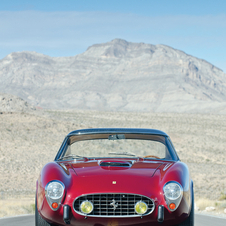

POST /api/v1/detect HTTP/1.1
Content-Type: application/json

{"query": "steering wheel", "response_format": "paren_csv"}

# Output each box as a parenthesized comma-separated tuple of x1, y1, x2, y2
(143, 155, 160, 159)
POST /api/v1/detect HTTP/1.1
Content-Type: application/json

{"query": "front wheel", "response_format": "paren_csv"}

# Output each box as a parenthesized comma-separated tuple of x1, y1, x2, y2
(35, 198, 52, 226)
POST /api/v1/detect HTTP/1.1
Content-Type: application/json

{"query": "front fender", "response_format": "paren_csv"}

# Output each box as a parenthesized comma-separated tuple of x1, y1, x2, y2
(153, 161, 192, 214)
(36, 161, 75, 213)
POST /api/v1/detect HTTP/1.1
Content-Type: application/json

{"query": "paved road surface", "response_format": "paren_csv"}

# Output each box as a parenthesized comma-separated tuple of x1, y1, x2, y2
(0, 215, 34, 226)
(0, 214, 226, 226)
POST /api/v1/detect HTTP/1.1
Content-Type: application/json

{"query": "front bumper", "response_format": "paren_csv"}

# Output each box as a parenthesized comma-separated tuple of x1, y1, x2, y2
(39, 197, 190, 226)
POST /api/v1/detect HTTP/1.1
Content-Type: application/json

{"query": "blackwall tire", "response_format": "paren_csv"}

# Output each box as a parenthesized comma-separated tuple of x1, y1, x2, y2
(177, 187, 194, 226)
(35, 198, 52, 226)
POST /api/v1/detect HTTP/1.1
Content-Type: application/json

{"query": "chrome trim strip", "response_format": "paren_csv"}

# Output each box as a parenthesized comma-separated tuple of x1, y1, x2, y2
(163, 163, 173, 171)
(59, 163, 68, 171)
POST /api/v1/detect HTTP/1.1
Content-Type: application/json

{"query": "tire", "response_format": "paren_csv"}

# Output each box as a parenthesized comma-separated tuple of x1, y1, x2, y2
(35, 197, 52, 226)
(177, 187, 194, 226)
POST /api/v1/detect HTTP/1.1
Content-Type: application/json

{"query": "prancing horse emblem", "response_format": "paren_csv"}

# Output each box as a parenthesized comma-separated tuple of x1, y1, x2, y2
(110, 199, 118, 210)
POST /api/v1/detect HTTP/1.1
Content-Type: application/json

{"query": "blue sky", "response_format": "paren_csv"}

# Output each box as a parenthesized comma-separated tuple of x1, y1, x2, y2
(1, 0, 226, 72)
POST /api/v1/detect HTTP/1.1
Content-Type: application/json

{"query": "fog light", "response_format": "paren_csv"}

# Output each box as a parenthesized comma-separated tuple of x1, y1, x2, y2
(80, 200, 93, 214)
(135, 201, 148, 215)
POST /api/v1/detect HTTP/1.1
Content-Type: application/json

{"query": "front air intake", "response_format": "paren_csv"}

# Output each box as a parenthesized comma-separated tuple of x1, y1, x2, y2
(99, 161, 132, 167)
(73, 193, 155, 217)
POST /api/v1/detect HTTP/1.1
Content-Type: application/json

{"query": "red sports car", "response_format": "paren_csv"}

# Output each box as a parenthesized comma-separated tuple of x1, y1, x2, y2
(36, 128, 194, 226)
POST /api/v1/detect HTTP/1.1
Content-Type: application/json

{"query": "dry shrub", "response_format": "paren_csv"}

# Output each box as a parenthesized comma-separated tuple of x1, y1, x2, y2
(219, 192, 226, 201)
(195, 198, 215, 210)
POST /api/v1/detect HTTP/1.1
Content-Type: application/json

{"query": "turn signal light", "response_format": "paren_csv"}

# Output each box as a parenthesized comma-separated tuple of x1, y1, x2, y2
(169, 203, 176, 210)
(52, 202, 59, 209)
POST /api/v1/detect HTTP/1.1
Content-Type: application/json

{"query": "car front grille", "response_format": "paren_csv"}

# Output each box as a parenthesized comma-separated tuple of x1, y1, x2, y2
(73, 193, 155, 217)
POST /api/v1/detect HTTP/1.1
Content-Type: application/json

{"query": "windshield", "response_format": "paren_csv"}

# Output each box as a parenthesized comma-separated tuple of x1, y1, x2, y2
(58, 134, 174, 160)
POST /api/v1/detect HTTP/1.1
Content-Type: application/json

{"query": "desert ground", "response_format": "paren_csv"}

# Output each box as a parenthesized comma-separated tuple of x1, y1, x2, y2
(0, 109, 226, 217)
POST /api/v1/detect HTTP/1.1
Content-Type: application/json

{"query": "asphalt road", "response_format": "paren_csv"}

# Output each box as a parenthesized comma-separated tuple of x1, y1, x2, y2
(0, 214, 226, 226)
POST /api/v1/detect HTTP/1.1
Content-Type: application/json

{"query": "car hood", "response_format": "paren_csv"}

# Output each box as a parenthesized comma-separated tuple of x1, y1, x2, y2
(68, 159, 169, 177)
(58, 159, 175, 196)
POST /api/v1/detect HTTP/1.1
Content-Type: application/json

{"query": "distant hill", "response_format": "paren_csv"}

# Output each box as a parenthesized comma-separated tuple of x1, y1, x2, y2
(0, 93, 36, 112)
(0, 39, 226, 113)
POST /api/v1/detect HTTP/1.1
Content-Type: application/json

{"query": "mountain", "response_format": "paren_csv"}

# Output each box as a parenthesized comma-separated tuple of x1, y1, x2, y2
(0, 93, 36, 112)
(0, 39, 226, 113)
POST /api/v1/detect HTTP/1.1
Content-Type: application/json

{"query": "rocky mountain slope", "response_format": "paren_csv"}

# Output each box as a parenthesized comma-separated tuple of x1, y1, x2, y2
(0, 39, 226, 113)
(0, 93, 36, 112)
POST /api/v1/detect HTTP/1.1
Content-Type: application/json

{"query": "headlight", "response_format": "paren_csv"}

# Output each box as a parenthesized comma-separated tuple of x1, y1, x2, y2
(45, 180, 65, 211)
(164, 182, 182, 200)
(163, 181, 183, 211)
(80, 200, 94, 214)
(46, 181, 64, 199)
(135, 201, 148, 215)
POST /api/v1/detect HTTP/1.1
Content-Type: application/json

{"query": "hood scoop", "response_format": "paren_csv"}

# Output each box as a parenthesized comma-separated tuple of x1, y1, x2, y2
(99, 160, 133, 167)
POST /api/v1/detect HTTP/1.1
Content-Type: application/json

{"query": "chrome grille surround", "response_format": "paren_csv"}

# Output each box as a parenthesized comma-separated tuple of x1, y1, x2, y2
(73, 193, 155, 217)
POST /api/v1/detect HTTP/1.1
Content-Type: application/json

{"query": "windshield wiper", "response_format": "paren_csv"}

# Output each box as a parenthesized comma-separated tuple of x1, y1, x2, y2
(57, 154, 87, 161)
(108, 152, 137, 157)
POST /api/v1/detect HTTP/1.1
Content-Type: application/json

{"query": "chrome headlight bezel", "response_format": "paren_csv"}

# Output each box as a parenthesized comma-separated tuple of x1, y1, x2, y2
(163, 181, 183, 211)
(45, 180, 65, 211)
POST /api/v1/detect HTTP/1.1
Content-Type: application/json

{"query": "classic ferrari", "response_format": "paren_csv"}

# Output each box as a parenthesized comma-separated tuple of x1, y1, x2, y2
(36, 128, 194, 226)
